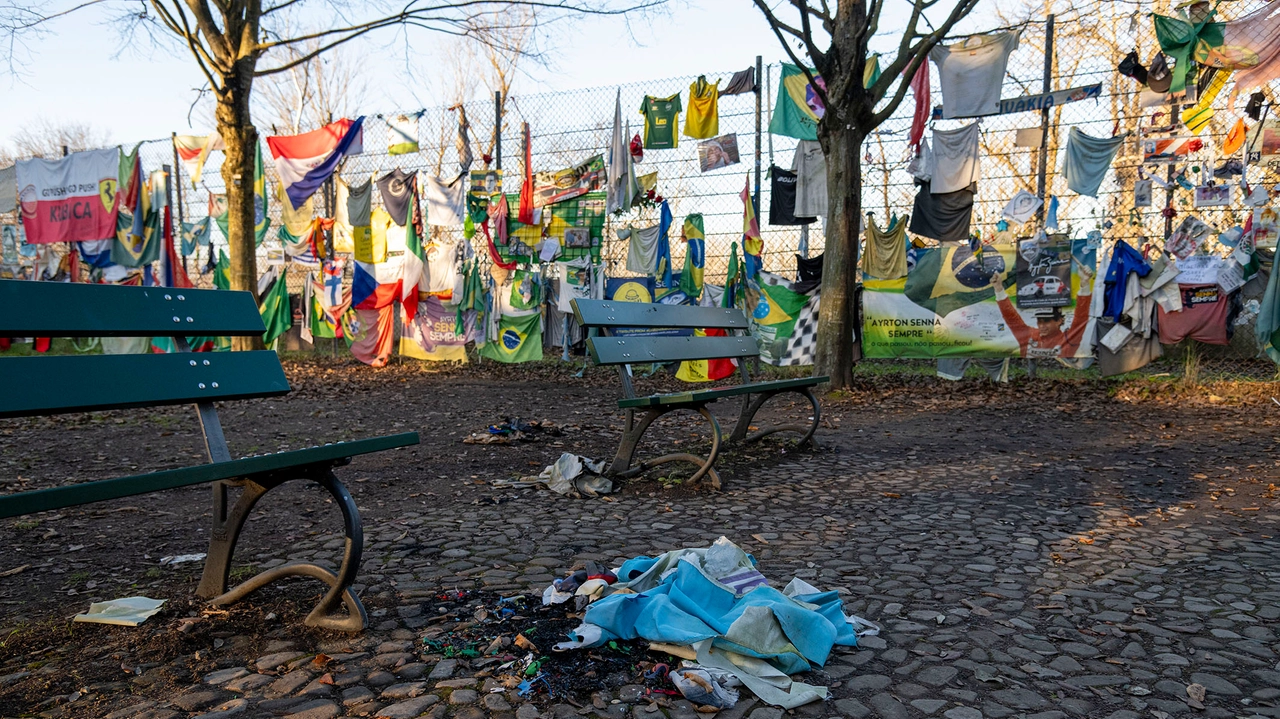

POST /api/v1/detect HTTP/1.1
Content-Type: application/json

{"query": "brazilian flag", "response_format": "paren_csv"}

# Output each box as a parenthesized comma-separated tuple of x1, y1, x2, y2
(455, 259, 486, 341)
(751, 280, 809, 340)
(904, 245, 1007, 318)
(679, 214, 705, 300)
(478, 312, 542, 364)
(308, 278, 339, 341)
(259, 273, 292, 346)
(769, 64, 822, 141)
(213, 249, 230, 290)
(214, 143, 271, 246)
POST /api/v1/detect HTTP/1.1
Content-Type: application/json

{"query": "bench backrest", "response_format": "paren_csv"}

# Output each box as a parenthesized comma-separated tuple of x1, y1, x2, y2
(0, 280, 290, 420)
(571, 299, 759, 366)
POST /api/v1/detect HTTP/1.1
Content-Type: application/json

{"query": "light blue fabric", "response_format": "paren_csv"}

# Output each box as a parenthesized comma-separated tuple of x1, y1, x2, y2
(618, 556, 658, 582)
(578, 557, 853, 673)
(1045, 195, 1059, 231)
(634, 594, 719, 644)
(1256, 260, 1280, 364)
(1062, 128, 1128, 197)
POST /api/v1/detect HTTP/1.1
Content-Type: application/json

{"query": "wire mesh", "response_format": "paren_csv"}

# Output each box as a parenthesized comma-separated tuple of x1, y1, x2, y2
(7, 1, 1280, 381)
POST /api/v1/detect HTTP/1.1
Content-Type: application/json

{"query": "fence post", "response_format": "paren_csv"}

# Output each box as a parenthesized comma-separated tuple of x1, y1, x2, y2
(753, 55, 763, 225)
(1034, 14, 1054, 211)
(171, 134, 186, 277)
(495, 91, 503, 171)
(1029, 14, 1055, 381)
(162, 163, 175, 287)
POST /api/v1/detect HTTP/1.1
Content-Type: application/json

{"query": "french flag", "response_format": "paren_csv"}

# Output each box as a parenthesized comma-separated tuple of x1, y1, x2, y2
(266, 117, 364, 210)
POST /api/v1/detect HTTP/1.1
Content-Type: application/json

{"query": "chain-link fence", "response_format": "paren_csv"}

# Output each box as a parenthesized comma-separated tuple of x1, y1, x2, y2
(7, 0, 1280, 382)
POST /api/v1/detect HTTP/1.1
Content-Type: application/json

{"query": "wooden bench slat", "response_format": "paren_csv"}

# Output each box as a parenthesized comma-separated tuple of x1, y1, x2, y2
(617, 376, 829, 407)
(0, 352, 290, 419)
(0, 281, 265, 337)
(572, 299, 750, 330)
(587, 335, 760, 365)
(0, 432, 421, 519)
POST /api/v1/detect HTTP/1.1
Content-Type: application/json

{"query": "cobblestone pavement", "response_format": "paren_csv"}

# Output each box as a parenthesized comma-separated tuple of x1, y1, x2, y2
(2, 375, 1279, 719)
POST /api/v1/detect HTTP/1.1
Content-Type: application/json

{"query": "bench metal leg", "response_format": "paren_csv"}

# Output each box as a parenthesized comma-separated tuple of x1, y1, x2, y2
(196, 467, 368, 632)
(607, 405, 722, 490)
(729, 387, 821, 447)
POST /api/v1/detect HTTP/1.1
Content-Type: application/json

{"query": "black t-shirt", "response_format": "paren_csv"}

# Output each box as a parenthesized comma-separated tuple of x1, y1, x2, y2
(377, 169, 417, 227)
(769, 165, 817, 226)
(794, 253, 824, 294)
(909, 180, 974, 242)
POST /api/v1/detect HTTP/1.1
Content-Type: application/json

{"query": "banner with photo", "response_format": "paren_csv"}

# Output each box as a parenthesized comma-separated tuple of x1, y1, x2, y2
(604, 276, 692, 338)
(532, 155, 605, 207)
(697, 134, 740, 173)
(863, 242, 1096, 359)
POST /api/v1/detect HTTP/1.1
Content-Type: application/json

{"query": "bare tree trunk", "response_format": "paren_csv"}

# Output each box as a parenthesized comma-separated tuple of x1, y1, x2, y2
(216, 62, 265, 351)
(814, 121, 865, 389)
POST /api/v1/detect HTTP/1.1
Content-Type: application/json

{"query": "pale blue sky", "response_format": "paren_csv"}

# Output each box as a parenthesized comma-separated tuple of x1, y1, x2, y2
(0, 1, 998, 147)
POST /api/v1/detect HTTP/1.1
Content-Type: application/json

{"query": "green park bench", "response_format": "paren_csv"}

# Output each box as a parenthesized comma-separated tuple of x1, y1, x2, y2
(0, 280, 419, 632)
(571, 298, 826, 490)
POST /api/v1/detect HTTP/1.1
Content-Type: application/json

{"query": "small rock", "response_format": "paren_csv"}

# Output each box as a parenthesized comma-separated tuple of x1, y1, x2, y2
(191, 699, 249, 719)
(173, 690, 228, 712)
(379, 683, 427, 700)
(342, 687, 376, 707)
(203, 668, 249, 686)
(484, 694, 513, 711)
(428, 659, 456, 680)
(255, 652, 306, 672)
(449, 689, 478, 704)
(283, 699, 341, 719)
(376, 695, 439, 719)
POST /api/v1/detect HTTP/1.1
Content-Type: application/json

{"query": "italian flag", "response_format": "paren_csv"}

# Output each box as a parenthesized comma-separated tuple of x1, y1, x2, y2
(401, 179, 426, 322)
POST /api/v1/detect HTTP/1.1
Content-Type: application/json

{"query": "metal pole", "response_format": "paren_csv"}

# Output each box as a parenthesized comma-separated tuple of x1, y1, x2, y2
(495, 91, 503, 171)
(1028, 14, 1055, 381)
(1165, 107, 1180, 238)
(752, 55, 765, 375)
(162, 163, 175, 287)
(171, 133, 187, 277)
(753, 55, 763, 224)
(1034, 14, 1055, 210)
(324, 177, 335, 259)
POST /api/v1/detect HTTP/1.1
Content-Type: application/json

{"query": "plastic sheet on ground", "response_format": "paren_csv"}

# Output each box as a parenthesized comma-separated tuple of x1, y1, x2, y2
(73, 596, 166, 626)
(551, 537, 879, 708)
(491, 452, 613, 497)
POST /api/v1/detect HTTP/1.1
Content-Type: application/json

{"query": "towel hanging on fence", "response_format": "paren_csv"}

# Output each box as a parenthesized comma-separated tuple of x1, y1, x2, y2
(1062, 127, 1129, 197)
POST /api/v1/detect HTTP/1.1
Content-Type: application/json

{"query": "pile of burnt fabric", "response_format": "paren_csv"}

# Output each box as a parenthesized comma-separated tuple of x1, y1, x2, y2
(415, 589, 745, 708)
(463, 418, 564, 445)
(543, 537, 879, 708)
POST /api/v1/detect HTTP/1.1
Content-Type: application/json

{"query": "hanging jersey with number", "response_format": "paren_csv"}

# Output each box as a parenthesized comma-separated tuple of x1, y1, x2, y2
(683, 78, 720, 139)
(640, 93, 682, 149)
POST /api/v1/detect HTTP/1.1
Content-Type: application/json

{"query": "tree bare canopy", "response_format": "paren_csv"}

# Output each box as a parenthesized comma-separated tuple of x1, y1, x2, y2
(1, 118, 110, 165)
(753, 0, 982, 389)
(255, 43, 368, 136)
(1, 0, 663, 349)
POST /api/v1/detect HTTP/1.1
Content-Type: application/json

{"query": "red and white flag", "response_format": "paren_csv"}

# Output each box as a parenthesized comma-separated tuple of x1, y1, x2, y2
(17, 148, 119, 244)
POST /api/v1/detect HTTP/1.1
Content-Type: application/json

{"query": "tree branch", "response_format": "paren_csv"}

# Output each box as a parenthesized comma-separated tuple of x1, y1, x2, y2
(753, 0, 831, 112)
(150, 0, 223, 88)
(870, 0, 981, 126)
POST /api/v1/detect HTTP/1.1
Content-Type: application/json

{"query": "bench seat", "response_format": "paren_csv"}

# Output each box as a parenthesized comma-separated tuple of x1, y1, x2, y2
(617, 376, 828, 408)
(0, 434, 420, 519)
